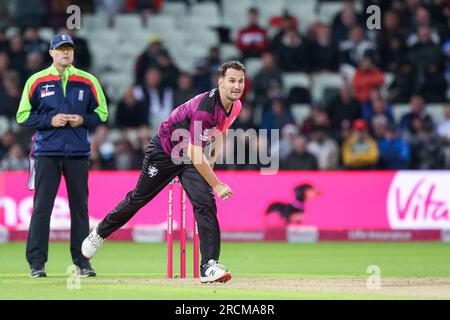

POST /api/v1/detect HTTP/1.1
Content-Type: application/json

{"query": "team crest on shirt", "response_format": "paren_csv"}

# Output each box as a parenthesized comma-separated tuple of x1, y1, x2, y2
(147, 165, 158, 177)
(40, 84, 55, 98)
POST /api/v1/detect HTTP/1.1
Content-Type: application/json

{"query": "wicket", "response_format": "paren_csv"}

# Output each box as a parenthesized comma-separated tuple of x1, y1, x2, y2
(167, 178, 200, 278)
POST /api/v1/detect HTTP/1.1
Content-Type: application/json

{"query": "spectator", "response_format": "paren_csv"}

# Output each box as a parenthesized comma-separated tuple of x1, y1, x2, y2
(231, 103, 258, 131)
(90, 124, 115, 170)
(23, 27, 49, 63)
(236, 7, 269, 60)
(408, 25, 442, 77)
(363, 91, 395, 128)
(134, 35, 169, 85)
(409, 119, 445, 169)
(371, 114, 390, 140)
(192, 58, 213, 94)
(377, 124, 410, 169)
(339, 25, 376, 74)
(0, 26, 8, 53)
(0, 71, 21, 120)
(376, 10, 407, 72)
(260, 96, 295, 137)
(156, 52, 179, 89)
(22, 52, 45, 83)
(173, 72, 196, 108)
(308, 23, 339, 72)
(113, 137, 140, 171)
(270, 11, 299, 53)
(331, 0, 363, 44)
(275, 123, 298, 161)
(134, 67, 174, 130)
(65, 29, 92, 71)
(115, 87, 148, 129)
(352, 55, 384, 103)
(326, 84, 361, 140)
(419, 63, 448, 103)
(397, 0, 422, 30)
(206, 46, 221, 72)
(0, 130, 15, 161)
(342, 119, 379, 169)
(9, 0, 46, 28)
(444, 40, 450, 86)
(399, 94, 434, 142)
(7, 34, 27, 77)
(0, 144, 28, 171)
(307, 125, 340, 170)
(301, 105, 331, 136)
(406, 7, 441, 45)
(389, 61, 418, 103)
(281, 135, 318, 170)
(253, 52, 283, 108)
(274, 28, 309, 72)
(436, 102, 450, 168)
(43, 0, 73, 29)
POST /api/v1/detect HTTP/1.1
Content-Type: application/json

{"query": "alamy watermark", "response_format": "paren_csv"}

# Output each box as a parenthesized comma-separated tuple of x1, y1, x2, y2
(66, 265, 81, 290)
(366, 5, 381, 30)
(66, 5, 81, 30)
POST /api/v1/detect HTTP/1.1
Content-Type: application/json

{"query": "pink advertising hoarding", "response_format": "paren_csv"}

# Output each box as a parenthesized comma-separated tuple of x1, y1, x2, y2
(1, 171, 449, 236)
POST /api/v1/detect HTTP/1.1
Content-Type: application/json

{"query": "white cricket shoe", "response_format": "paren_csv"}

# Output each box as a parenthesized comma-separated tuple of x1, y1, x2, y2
(82, 227, 104, 259)
(200, 259, 232, 283)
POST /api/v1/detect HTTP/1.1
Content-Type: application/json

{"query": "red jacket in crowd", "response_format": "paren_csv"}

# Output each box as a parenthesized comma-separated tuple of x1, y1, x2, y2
(236, 24, 270, 55)
(352, 68, 384, 102)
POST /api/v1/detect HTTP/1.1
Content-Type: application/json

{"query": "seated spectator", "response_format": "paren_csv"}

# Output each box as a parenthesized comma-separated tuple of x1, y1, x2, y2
(371, 114, 389, 140)
(134, 67, 174, 130)
(326, 84, 361, 140)
(23, 27, 50, 63)
(90, 124, 115, 170)
(0, 130, 15, 161)
(308, 22, 339, 72)
(253, 52, 283, 108)
(307, 125, 340, 170)
(363, 91, 395, 129)
(352, 56, 384, 104)
(408, 25, 443, 77)
(406, 7, 441, 46)
(231, 103, 258, 131)
(281, 135, 318, 170)
(389, 62, 418, 103)
(236, 7, 269, 60)
(331, 0, 363, 44)
(260, 96, 295, 136)
(301, 104, 331, 136)
(270, 11, 299, 53)
(173, 72, 196, 108)
(205, 46, 221, 72)
(156, 52, 179, 89)
(134, 35, 169, 85)
(377, 124, 410, 169)
(0, 144, 28, 171)
(419, 63, 448, 103)
(410, 119, 445, 169)
(0, 71, 20, 120)
(272, 123, 297, 161)
(274, 27, 309, 72)
(115, 87, 148, 129)
(113, 138, 141, 171)
(376, 10, 407, 72)
(192, 58, 213, 94)
(339, 25, 376, 74)
(342, 119, 379, 169)
(65, 28, 92, 71)
(399, 94, 434, 143)
(22, 52, 44, 83)
(7, 34, 26, 76)
(436, 102, 450, 168)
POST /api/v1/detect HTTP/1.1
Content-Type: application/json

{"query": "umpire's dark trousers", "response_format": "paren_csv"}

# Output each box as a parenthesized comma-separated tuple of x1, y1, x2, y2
(97, 135, 220, 267)
(26, 156, 91, 269)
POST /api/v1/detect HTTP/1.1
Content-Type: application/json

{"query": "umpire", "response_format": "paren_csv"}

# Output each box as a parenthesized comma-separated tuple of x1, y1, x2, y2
(16, 34, 108, 277)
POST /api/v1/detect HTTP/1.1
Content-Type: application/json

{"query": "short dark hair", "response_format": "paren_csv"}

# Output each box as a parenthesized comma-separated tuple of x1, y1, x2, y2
(218, 60, 245, 77)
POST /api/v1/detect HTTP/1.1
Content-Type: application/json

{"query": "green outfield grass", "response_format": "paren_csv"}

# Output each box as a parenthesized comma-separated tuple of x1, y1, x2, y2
(0, 242, 449, 300)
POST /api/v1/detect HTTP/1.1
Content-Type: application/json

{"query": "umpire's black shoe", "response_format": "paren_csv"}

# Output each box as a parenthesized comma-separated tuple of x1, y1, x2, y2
(77, 266, 96, 277)
(30, 267, 47, 278)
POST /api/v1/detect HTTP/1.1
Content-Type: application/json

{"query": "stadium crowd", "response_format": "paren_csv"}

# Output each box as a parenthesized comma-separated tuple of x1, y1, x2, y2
(0, 0, 449, 171)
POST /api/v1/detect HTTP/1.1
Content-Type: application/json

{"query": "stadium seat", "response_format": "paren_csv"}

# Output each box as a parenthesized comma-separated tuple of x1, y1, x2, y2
(245, 57, 263, 79)
(286, 0, 317, 34)
(290, 103, 310, 125)
(38, 28, 54, 42)
(221, 0, 255, 29)
(220, 44, 240, 60)
(427, 104, 446, 123)
(0, 116, 10, 135)
(113, 14, 143, 31)
(311, 72, 343, 102)
(317, 1, 342, 24)
(253, 0, 287, 27)
(146, 14, 177, 34)
(190, 2, 221, 27)
(82, 13, 109, 31)
(282, 72, 311, 96)
(161, 1, 187, 16)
